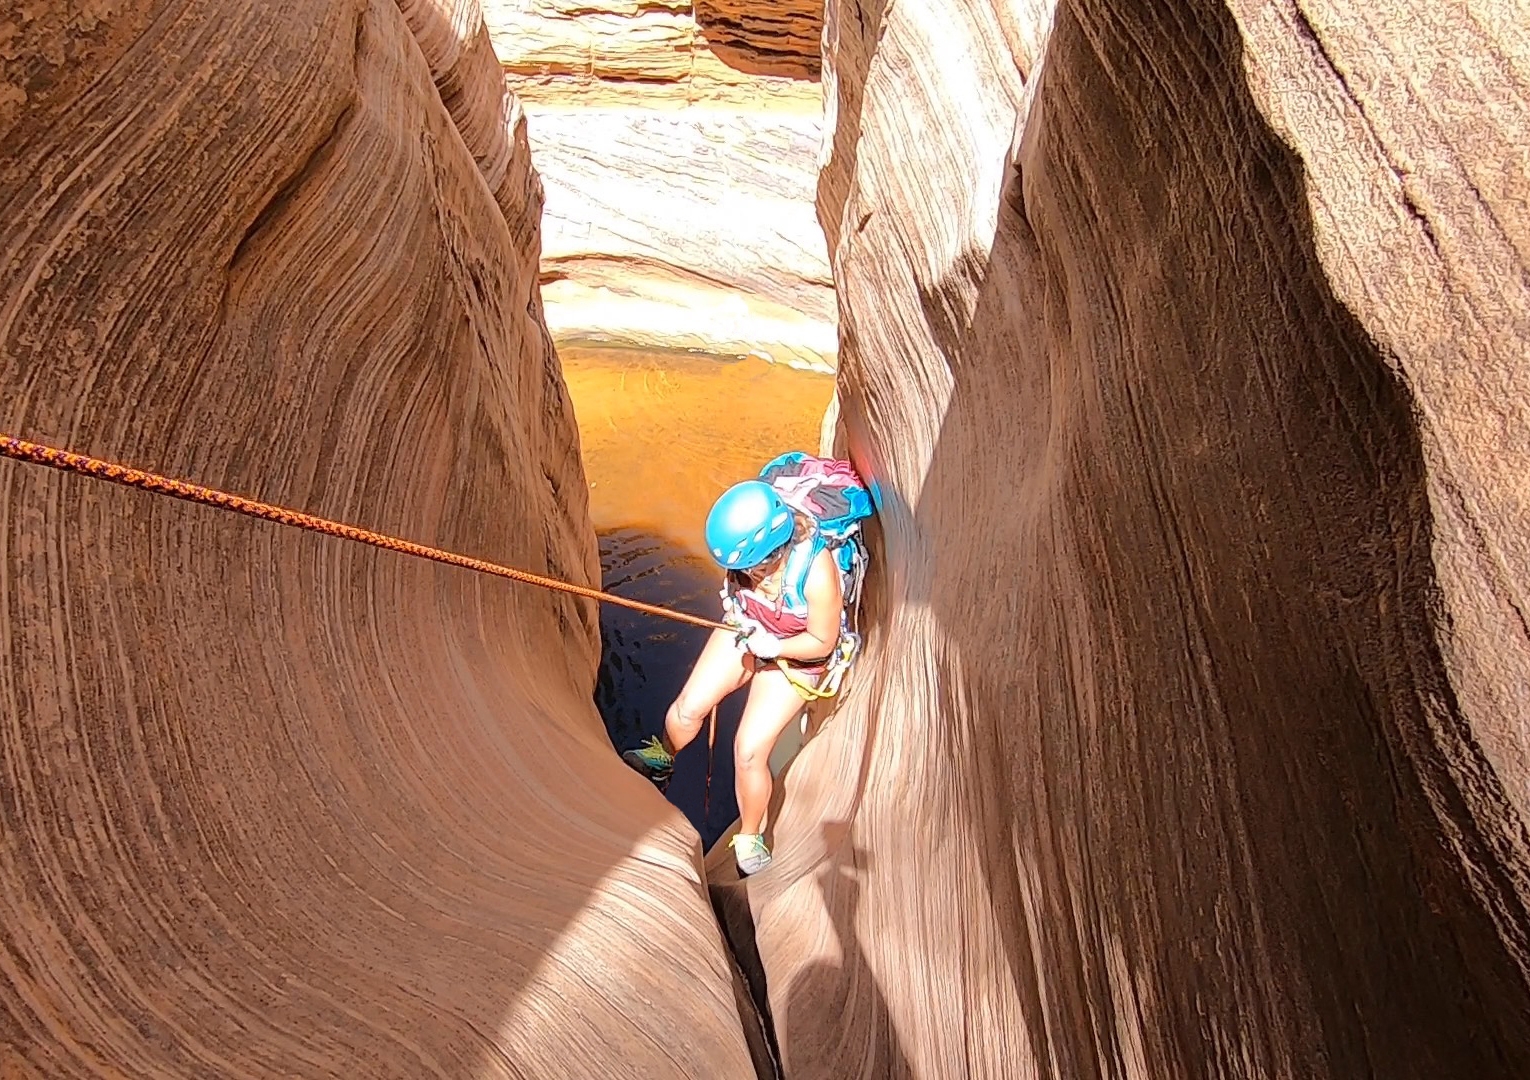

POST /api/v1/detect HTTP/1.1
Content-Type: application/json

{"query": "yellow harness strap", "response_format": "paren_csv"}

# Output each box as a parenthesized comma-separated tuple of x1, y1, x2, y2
(775, 658, 839, 701)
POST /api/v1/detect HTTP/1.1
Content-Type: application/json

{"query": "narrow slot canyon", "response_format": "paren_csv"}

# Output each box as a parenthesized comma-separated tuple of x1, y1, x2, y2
(3, 2, 1529, 1079)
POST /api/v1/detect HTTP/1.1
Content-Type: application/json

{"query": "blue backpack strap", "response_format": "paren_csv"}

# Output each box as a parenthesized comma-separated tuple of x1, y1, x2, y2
(779, 531, 825, 615)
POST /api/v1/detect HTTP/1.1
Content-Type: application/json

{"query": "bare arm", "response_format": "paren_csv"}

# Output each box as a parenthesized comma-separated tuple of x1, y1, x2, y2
(773, 549, 844, 662)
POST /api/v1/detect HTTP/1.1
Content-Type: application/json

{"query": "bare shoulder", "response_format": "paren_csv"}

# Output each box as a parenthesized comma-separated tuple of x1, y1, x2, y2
(806, 546, 844, 600)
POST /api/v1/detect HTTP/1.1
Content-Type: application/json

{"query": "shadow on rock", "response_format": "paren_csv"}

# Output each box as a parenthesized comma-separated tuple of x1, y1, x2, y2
(844, 0, 1530, 1076)
(781, 827, 913, 1078)
(0, 1, 759, 1075)
(693, 1, 823, 81)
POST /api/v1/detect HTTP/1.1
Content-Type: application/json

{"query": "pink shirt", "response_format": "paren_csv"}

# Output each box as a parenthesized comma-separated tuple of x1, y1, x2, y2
(733, 584, 808, 637)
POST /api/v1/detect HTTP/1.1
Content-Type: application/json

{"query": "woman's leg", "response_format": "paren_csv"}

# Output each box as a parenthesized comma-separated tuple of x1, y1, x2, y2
(663, 628, 751, 755)
(733, 664, 809, 836)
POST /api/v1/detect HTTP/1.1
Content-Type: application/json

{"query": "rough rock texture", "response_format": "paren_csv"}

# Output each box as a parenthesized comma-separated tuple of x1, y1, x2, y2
(0, 1, 756, 1075)
(484, 0, 819, 97)
(484, 1, 836, 369)
(725, 0, 1530, 1077)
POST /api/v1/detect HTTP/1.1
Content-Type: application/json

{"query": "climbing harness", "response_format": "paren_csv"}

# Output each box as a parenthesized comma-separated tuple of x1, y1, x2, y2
(775, 629, 862, 702)
(724, 589, 864, 705)
(0, 433, 731, 633)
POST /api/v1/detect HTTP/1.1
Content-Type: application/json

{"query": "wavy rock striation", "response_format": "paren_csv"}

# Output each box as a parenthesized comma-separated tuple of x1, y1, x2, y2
(531, 105, 835, 369)
(726, 0, 1530, 1076)
(484, 0, 836, 369)
(0, 1, 757, 1075)
(483, 0, 819, 97)
(10, 0, 1530, 1076)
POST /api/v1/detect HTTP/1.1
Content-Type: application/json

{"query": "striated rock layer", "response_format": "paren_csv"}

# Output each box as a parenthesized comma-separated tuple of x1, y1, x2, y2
(483, 0, 820, 100)
(0, 1, 757, 1075)
(532, 104, 835, 370)
(728, 0, 1530, 1076)
(484, 1, 836, 369)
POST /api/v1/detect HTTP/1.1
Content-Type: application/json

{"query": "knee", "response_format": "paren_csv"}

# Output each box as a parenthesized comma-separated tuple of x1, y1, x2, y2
(667, 697, 706, 737)
(734, 737, 768, 773)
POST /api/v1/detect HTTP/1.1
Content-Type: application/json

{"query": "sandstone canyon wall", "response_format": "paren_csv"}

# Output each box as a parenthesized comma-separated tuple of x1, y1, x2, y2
(727, 0, 1530, 1076)
(483, 0, 837, 369)
(0, 2, 758, 1075)
(8, 1, 1530, 1077)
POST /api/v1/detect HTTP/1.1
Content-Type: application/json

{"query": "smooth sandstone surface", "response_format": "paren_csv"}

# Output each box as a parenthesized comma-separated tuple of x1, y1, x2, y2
(0, 1, 758, 1076)
(484, 1, 837, 370)
(721, 0, 1530, 1077)
(7, 0, 1530, 1077)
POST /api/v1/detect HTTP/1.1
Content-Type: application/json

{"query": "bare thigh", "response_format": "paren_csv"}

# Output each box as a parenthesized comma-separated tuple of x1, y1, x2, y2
(734, 665, 809, 770)
(674, 627, 752, 720)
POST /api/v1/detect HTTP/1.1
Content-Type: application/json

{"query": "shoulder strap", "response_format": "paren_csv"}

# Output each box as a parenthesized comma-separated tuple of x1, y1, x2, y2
(779, 531, 826, 615)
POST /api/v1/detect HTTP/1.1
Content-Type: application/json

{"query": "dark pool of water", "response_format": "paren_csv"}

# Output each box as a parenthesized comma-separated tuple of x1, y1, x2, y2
(595, 527, 746, 848)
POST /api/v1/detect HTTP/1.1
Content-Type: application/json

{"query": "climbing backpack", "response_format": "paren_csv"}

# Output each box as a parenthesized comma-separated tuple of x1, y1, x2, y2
(751, 451, 875, 702)
(756, 451, 875, 614)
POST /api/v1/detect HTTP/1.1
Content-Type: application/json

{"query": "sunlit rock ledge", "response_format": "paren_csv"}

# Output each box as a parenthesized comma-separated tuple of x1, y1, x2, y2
(482, 0, 836, 369)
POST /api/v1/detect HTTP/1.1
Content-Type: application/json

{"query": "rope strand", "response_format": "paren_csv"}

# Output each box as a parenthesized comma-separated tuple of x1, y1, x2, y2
(0, 433, 730, 633)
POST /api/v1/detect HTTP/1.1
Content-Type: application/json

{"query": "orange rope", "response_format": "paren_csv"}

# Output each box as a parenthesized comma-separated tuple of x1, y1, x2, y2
(0, 433, 730, 633)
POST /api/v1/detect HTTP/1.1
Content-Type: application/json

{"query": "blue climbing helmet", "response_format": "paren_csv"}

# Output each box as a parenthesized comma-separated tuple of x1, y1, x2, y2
(705, 480, 794, 570)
